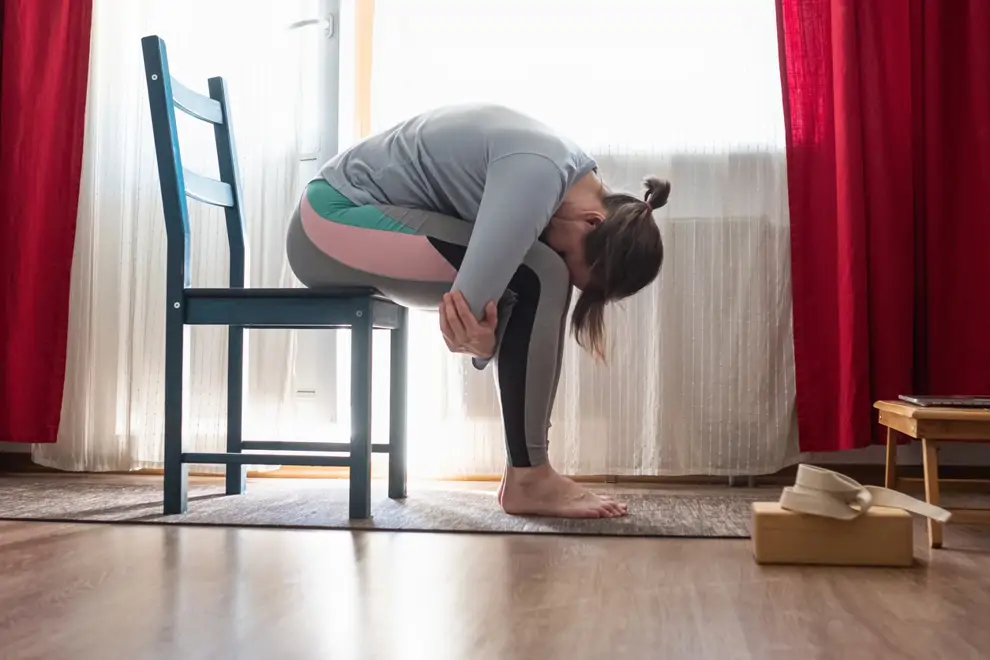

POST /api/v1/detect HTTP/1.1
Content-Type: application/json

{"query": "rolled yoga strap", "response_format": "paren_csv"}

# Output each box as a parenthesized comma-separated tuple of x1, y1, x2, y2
(779, 465, 952, 522)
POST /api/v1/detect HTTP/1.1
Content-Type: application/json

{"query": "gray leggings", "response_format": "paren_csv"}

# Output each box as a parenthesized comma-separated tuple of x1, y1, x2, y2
(286, 202, 571, 467)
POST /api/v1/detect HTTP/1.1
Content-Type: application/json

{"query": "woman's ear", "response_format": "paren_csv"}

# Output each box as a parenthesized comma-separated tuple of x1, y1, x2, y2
(584, 210, 605, 227)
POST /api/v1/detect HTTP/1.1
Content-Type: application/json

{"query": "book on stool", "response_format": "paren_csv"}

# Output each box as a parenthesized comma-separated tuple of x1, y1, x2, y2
(750, 465, 952, 567)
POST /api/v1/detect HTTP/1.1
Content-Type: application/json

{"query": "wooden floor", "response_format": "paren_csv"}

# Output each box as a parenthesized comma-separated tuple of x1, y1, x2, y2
(1, 514, 989, 659)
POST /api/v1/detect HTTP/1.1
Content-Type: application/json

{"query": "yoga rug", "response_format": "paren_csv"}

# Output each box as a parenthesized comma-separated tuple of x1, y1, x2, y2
(0, 475, 764, 538)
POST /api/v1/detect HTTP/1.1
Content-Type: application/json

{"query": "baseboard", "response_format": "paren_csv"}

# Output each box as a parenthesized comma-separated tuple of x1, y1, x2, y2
(0, 453, 54, 473)
(3, 451, 989, 492)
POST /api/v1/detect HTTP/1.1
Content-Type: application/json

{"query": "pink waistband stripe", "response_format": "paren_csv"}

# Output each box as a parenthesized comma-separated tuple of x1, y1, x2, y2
(300, 197, 457, 282)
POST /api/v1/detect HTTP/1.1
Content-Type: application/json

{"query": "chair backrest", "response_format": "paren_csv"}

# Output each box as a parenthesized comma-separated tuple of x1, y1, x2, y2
(141, 35, 247, 292)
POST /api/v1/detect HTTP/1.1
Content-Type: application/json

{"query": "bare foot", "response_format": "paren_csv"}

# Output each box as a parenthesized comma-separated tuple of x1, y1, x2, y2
(500, 464, 628, 519)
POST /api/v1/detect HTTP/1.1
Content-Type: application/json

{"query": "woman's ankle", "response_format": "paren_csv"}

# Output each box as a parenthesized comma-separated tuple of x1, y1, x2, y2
(505, 463, 555, 485)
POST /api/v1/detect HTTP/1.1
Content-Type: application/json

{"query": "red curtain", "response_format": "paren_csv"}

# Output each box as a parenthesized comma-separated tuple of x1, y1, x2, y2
(0, 0, 93, 443)
(778, 0, 990, 452)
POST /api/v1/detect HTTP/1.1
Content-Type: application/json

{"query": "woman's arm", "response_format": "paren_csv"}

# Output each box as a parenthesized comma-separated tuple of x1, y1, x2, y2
(453, 153, 565, 316)
(448, 153, 566, 368)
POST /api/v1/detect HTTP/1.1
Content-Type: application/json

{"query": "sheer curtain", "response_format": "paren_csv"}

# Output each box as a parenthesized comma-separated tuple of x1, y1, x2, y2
(41, 0, 800, 478)
(367, 0, 800, 477)
(34, 0, 321, 471)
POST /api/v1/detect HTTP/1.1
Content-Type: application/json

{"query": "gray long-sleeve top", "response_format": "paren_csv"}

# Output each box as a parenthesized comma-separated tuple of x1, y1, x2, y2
(319, 103, 597, 320)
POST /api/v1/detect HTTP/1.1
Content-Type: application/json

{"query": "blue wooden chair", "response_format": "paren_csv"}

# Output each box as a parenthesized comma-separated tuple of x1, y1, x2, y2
(140, 35, 407, 519)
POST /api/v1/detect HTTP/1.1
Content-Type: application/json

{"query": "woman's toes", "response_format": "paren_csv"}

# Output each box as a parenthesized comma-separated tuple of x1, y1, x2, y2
(602, 502, 623, 517)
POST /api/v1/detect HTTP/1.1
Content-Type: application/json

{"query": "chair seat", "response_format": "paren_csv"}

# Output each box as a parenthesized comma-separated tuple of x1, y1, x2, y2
(183, 286, 402, 329)
(185, 286, 382, 299)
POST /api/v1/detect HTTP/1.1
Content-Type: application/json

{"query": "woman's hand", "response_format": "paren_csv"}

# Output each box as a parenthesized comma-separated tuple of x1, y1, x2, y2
(438, 291, 498, 359)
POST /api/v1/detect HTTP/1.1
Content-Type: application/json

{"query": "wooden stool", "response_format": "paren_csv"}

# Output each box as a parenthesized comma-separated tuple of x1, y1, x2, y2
(876, 400, 990, 548)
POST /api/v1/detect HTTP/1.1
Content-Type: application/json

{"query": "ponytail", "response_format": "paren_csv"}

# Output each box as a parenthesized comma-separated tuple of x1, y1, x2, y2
(572, 175, 669, 361)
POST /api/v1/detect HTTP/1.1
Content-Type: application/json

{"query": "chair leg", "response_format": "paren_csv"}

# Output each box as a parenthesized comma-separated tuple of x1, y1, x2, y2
(349, 313, 373, 519)
(226, 326, 246, 495)
(389, 306, 409, 500)
(164, 317, 188, 515)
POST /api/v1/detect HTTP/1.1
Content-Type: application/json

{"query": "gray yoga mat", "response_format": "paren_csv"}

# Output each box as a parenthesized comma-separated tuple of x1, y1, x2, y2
(0, 474, 763, 538)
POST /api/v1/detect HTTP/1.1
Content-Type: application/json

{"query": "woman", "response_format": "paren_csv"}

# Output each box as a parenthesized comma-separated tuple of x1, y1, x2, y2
(287, 104, 668, 519)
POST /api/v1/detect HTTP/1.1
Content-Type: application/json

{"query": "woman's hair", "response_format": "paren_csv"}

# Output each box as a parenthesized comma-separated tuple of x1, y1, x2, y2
(571, 176, 669, 359)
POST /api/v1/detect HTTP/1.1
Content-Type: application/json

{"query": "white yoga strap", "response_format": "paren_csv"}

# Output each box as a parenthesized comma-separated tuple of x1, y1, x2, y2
(779, 465, 952, 522)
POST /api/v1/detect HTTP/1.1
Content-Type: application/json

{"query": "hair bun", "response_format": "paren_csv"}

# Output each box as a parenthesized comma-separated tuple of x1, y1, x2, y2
(643, 176, 671, 210)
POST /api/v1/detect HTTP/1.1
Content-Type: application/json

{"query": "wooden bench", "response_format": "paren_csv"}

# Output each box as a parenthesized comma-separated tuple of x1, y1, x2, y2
(877, 400, 990, 548)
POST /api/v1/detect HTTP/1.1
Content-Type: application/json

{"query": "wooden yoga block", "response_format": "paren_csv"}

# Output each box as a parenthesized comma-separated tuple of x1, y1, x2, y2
(751, 502, 914, 567)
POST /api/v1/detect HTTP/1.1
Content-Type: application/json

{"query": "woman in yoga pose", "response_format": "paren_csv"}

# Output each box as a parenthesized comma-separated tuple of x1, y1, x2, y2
(287, 104, 668, 519)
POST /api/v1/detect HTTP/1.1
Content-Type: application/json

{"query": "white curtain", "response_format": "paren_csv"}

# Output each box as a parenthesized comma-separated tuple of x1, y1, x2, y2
(43, 0, 800, 479)
(35, 0, 321, 471)
(365, 0, 801, 477)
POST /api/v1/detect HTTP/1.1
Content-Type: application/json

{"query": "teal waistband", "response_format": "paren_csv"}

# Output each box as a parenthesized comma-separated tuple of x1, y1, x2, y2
(305, 179, 415, 234)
